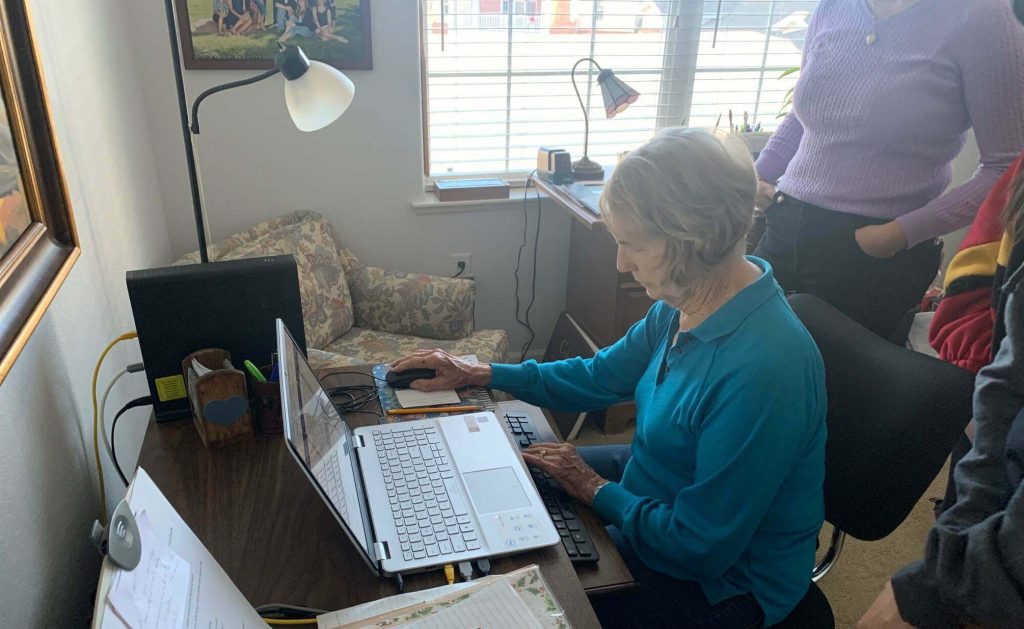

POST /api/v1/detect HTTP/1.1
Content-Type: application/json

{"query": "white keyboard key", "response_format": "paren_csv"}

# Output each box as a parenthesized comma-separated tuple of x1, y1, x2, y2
(444, 478, 469, 516)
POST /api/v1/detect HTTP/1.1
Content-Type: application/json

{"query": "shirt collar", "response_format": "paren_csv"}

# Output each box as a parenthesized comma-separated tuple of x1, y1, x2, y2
(683, 256, 780, 344)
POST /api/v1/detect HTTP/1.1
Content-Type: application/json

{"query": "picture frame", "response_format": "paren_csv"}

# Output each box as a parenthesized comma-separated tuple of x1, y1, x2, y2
(0, 0, 80, 384)
(175, 0, 372, 71)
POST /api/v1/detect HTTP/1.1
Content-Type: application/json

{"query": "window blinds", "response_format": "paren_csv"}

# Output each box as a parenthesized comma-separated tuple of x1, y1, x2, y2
(422, 0, 814, 177)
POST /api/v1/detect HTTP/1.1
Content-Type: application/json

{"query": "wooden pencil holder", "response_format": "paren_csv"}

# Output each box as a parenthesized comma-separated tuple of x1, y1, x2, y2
(182, 348, 253, 449)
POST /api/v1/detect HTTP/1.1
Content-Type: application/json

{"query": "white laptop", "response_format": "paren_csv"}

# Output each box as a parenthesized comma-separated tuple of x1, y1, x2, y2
(276, 319, 559, 577)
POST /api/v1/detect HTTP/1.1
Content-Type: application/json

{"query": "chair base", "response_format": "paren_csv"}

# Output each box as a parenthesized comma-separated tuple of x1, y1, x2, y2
(813, 527, 846, 582)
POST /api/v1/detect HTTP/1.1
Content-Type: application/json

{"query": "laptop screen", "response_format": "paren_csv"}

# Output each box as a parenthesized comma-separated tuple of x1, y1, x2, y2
(277, 320, 373, 560)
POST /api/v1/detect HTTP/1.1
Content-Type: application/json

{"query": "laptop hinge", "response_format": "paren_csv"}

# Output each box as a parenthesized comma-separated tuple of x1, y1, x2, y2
(353, 434, 366, 449)
(375, 540, 390, 560)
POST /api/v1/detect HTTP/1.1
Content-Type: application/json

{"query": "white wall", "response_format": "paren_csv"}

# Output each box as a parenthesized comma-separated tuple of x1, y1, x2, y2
(126, 1, 571, 361)
(0, 1, 170, 625)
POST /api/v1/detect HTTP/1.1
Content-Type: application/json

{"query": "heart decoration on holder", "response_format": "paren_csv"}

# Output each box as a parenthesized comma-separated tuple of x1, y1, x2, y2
(203, 396, 250, 426)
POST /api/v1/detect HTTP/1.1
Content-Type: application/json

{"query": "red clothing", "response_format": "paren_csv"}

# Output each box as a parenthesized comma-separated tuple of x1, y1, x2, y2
(929, 155, 1024, 372)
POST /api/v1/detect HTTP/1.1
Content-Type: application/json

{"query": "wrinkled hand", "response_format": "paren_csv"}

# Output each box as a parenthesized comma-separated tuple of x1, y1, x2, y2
(755, 179, 777, 210)
(855, 221, 908, 259)
(521, 443, 607, 506)
(389, 349, 491, 391)
(857, 582, 915, 629)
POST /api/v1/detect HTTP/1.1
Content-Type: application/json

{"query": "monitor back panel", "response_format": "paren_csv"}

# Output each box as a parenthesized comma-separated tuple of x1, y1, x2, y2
(127, 255, 307, 421)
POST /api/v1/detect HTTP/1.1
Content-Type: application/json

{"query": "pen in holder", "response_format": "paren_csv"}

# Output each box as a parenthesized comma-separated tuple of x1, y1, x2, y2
(182, 348, 253, 449)
(249, 363, 283, 435)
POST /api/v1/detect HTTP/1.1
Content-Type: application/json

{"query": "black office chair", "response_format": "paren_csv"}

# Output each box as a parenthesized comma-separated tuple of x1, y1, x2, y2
(776, 294, 975, 628)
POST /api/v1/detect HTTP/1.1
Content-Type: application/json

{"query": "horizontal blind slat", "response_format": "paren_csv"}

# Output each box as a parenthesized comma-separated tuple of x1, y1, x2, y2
(423, 0, 809, 176)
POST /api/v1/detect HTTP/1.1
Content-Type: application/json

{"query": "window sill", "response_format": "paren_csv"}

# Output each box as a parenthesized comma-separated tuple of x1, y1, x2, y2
(410, 187, 549, 214)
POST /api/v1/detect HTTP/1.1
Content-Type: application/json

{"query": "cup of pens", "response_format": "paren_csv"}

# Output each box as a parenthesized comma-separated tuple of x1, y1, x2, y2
(245, 360, 283, 435)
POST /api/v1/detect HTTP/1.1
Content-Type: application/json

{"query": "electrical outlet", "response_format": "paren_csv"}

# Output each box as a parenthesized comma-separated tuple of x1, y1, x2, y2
(451, 253, 472, 277)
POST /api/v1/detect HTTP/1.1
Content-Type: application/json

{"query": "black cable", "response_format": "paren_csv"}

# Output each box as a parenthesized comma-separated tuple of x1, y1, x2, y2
(320, 371, 385, 419)
(111, 396, 154, 486)
(519, 181, 543, 362)
(255, 603, 328, 620)
(513, 173, 535, 335)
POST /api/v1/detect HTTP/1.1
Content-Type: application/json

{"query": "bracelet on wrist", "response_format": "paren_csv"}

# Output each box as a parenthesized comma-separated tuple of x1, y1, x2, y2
(590, 479, 610, 503)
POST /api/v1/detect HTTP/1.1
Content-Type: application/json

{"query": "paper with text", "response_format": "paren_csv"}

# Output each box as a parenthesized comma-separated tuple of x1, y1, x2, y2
(106, 512, 189, 629)
(93, 468, 266, 629)
(404, 581, 543, 629)
(318, 565, 569, 629)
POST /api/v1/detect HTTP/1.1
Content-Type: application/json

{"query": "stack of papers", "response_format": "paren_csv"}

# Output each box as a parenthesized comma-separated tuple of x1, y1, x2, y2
(93, 469, 267, 629)
(317, 565, 571, 629)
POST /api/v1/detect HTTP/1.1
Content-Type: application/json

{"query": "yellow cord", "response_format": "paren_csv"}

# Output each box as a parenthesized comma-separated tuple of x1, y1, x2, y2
(93, 332, 138, 523)
(264, 620, 318, 626)
(444, 563, 455, 585)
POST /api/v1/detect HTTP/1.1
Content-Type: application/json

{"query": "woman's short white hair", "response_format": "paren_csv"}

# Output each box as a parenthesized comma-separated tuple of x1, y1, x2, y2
(600, 127, 756, 296)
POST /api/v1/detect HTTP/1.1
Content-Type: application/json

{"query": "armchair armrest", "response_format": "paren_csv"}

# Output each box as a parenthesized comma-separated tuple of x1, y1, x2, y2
(348, 266, 476, 340)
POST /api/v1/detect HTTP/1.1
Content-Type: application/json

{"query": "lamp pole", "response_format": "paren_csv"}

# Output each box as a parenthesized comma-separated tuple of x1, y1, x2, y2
(163, 0, 211, 262)
(570, 57, 605, 181)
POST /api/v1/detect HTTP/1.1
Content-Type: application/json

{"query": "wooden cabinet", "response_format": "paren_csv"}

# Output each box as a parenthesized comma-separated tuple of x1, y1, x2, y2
(565, 219, 654, 348)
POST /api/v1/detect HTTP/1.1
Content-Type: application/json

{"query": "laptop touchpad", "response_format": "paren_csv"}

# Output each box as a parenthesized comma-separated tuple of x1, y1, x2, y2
(463, 467, 530, 514)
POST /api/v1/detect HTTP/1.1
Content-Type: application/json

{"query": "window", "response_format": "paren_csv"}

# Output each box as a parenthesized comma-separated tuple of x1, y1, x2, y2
(421, 0, 815, 178)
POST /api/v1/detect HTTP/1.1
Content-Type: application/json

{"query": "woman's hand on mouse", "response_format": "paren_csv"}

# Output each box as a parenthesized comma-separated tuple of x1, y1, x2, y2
(390, 349, 492, 391)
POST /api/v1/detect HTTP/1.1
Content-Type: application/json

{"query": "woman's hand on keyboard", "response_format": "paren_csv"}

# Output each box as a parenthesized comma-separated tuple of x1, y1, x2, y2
(522, 443, 608, 507)
(390, 349, 492, 391)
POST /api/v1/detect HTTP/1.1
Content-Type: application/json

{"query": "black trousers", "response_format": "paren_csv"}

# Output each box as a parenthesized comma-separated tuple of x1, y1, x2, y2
(754, 193, 943, 341)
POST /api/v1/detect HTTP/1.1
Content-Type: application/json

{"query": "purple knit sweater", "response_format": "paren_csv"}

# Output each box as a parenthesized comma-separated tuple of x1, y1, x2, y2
(755, 0, 1024, 248)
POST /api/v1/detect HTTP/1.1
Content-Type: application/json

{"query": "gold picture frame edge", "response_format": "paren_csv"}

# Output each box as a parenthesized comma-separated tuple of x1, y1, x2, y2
(0, 0, 81, 385)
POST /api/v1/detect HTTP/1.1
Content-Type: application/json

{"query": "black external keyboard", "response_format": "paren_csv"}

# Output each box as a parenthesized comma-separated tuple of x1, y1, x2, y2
(503, 411, 600, 564)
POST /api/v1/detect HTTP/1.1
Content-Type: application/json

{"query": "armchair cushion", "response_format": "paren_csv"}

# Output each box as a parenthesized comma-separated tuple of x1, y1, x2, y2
(177, 211, 354, 348)
(313, 327, 510, 369)
(347, 265, 476, 340)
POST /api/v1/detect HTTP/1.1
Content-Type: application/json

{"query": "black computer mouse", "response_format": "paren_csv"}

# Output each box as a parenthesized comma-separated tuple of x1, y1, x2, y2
(385, 368, 437, 389)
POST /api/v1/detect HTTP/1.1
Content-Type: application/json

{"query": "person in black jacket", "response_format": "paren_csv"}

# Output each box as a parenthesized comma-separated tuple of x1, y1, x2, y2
(858, 202, 1024, 628)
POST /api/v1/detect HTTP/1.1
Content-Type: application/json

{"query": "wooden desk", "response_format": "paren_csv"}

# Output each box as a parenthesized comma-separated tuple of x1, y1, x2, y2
(137, 367, 603, 628)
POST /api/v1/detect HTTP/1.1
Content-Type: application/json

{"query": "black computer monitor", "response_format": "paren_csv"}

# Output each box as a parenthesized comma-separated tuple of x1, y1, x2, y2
(127, 255, 307, 421)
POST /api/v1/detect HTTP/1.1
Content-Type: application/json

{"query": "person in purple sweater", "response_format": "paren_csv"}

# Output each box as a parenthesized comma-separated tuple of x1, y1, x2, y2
(753, 0, 1024, 341)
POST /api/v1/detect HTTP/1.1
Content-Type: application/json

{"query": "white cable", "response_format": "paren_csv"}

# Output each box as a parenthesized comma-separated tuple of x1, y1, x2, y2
(100, 368, 129, 466)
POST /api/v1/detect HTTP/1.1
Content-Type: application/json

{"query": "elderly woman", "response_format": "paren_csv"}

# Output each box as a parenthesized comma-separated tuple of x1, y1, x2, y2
(392, 128, 826, 627)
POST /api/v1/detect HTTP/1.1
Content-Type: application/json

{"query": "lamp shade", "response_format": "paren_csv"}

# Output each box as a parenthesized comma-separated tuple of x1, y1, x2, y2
(597, 69, 639, 119)
(284, 60, 355, 132)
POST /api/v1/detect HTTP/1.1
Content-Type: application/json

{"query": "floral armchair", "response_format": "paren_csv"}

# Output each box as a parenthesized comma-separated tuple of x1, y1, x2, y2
(177, 211, 509, 370)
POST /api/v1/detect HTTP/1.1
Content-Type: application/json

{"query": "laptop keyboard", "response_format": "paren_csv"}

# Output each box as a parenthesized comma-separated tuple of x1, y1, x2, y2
(372, 427, 481, 562)
(503, 411, 600, 564)
(314, 448, 349, 517)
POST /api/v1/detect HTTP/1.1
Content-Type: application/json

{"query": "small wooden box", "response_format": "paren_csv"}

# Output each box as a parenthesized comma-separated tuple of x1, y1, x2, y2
(433, 178, 510, 202)
(182, 348, 253, 449)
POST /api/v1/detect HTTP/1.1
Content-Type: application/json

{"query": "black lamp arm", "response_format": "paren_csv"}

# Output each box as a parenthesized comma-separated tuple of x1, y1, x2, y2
(190, 68, 281, 135)
(571, 57, 602, 159)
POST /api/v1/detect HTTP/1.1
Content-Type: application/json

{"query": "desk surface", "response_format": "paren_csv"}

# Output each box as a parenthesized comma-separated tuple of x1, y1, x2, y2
(532, 174, 604, 229)
(138, 367, 604, 628)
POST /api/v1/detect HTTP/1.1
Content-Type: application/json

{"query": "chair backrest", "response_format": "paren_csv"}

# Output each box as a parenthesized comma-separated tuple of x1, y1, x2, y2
(787, 294, 975, 540)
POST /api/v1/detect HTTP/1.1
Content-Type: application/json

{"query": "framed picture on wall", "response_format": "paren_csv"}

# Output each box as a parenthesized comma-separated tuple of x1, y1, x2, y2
(0, 0, 80, 384)
(174, 0, 373, 70)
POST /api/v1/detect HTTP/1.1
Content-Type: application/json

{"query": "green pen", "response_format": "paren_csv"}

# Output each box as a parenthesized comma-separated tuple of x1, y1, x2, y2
(243, 360, 267, 383)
